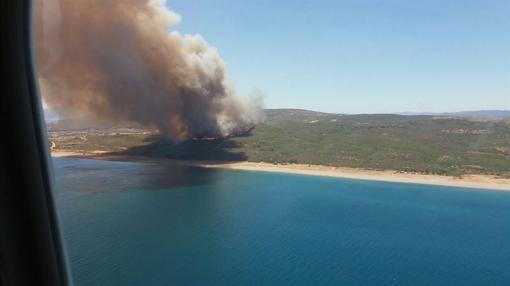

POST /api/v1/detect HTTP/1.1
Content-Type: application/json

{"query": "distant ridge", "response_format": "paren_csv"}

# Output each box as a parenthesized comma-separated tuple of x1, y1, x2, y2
(398, 110, 510, 119)
(265, 109, 510, 119)
(45, 108, 510, 127)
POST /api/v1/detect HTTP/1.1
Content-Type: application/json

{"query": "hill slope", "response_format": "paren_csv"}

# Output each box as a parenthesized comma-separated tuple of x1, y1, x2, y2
(49, 109, 510, 177)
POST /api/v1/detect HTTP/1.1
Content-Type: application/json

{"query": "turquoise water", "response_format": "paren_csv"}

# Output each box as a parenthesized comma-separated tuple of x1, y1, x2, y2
(53, 158, 510, 286)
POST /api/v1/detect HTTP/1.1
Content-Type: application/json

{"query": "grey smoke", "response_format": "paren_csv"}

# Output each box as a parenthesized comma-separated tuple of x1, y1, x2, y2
(34, 0, 263, 141)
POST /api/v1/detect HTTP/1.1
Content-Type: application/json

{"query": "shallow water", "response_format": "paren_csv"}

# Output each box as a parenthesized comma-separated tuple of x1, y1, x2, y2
(53, 158, 510, 286)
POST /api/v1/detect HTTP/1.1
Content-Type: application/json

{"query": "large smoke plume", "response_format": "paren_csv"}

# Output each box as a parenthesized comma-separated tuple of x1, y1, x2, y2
(34, 0, 263, 141)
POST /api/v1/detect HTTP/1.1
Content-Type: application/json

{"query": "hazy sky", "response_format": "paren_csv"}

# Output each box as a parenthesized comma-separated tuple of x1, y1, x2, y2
(168, 0, 510, 113)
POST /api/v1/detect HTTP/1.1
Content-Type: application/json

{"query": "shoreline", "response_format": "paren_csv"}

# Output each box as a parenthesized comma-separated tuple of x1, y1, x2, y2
(51, 151, 510, 191)
(203, 161, 510, 191)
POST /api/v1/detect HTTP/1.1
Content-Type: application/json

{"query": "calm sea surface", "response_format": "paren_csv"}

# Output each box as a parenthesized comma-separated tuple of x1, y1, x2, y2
(53, 158, 510, 286)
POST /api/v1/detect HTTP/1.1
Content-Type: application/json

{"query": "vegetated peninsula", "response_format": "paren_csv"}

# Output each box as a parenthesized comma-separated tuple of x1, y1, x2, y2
(49, 109, 510, 190)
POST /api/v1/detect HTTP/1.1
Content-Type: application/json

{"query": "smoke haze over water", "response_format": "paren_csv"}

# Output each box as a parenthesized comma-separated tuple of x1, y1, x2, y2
(34, 0, 263, 141)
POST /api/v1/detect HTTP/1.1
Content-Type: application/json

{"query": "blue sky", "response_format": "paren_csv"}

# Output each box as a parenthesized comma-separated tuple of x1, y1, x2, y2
(168, 0, 510, 113)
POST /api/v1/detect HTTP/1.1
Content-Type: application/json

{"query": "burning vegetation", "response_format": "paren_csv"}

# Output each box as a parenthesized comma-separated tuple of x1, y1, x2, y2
(191, 126, 255, 141)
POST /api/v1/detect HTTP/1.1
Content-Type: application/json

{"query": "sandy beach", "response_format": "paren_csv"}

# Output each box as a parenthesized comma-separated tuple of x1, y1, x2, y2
(51, 151, 510, 191)
(202, 161, 510, 191)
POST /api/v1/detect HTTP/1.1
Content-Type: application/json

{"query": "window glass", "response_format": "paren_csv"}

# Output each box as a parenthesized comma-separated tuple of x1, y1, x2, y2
(35, 1, 510, 285)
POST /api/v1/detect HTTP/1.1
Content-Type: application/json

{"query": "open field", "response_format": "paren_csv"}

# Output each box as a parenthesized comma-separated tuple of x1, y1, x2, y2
(49, 109, 510, 178)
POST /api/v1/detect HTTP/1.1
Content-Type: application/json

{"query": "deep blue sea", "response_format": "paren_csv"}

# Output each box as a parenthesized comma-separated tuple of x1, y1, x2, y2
(52, 158, 510, 286)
